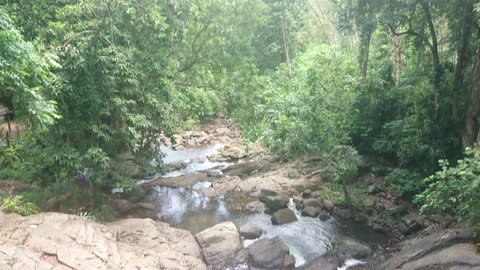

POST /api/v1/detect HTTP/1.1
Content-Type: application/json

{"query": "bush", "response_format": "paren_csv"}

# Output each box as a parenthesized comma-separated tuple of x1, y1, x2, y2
(3, 195, 40, 216)
(417, 147, 480, 227)
(386, 169, 425, 199)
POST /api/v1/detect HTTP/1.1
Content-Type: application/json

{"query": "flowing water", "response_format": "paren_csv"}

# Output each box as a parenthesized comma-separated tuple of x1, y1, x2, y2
(139, 144, 389, 269)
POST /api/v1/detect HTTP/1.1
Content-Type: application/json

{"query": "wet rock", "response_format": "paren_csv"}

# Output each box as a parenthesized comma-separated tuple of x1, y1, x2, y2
(271, 208, 297, 225)
(319, 212, 331, 221)
(239, 224, 262, 239)
(380, 227, 479, 269)
(247, 237, 296, 269)
(259, 190, 289, 211)
(332, 207, 352, 219)
(293, 195, 304, 209)
(246, 201, 266, 213)
(200, 187, 217, 198)
(322, 199, 334, 211)
(303, 198, 323, 208)
(194, 222, 244, 269)
(0, 213, 205, 270)
(123, 185, 146, 203)
(338, 240, 372, 259)
(302, 206, 321, 217)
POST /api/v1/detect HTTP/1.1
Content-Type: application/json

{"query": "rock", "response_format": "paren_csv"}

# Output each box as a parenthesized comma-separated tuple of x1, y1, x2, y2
(372, 223, 387, 233)
(399, 243, 480, 270)
(247, 237, 296, 269)
(302, 206, 321, 217)
(239, 224, 263, 239)
(338, 240, 372, 259)
(397, 221, 409, 235)
(259, 190, 290, 212)
(303, 198, 323, 208)
(302, 189, 312, 198)
(367, 184, 379, 194)
(0, 213, 206, 270)
(246, 201, 266, 212)
(222, 160, 271, 178)
(293, 195, 304, 209)
(322, 199, 334, 211)
(332, 207, 352, 219)
(108, 199, 137, 214)
(389, 205, 409, 216)
(136, 202, 155, 210)
(319, 212, 331, 221)
(400, 213, 425, 234)
(271, 208, 297, 225)
(194, 222, 244, 269)
(123, 185, 146, 203)
(380, 227, 479, 269)
(298, 256, 339, 270)
(311, 190, 322, 198)
(371, 165, 389, 176)
(142, 172, 210, 189)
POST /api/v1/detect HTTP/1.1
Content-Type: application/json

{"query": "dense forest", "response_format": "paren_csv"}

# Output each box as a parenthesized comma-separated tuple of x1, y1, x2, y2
(1, 0, 480, 228)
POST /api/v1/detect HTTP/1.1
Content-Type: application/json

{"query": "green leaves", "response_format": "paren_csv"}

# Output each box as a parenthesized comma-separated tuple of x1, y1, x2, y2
(417, 147, 480, 228)
(0, 9, 59, 127)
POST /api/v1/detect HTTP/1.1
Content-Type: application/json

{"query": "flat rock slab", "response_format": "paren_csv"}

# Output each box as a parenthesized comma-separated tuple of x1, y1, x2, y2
(381, 228, 479, 269)
(0, 212, 205, 270)
(142, 172, 210, 189)
(271, 208, 297, 225)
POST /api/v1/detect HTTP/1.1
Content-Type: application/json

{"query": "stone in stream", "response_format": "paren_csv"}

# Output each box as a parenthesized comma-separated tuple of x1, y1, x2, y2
(194, 222, 245, 269)
(303, 198, 323, 208)
(319, 212, 331, 221)
(271, 208, 297, 225)
(338, 240, 372, 259)
(258, 189, 290, 212)
(301, 206, 322, 217)
(239, 223, 263, 239)
(247, 237, 296, 269)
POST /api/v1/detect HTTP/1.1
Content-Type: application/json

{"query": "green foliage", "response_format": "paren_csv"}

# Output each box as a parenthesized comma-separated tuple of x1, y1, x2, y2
(417, 147, 480, 228)
(3, 195, 40, 216)
(0, 8, 60, 127)
(246, 45, 358, 158)
(386, 169, 425, 200)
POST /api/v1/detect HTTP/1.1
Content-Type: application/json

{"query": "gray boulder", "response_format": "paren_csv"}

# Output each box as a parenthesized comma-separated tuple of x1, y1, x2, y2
(303, 198, 323, 208)
(272, 208, 297, 225)
(259, 190, 290, 211)
(319, 212, 331, 221)
(301, 206, 321, 217)
(194, 222, 244, 269)
(322, 199, 334, 211)
(247, 237, 295, 269)
(239, 224, 262, 239)
(338, 240, 372, 259)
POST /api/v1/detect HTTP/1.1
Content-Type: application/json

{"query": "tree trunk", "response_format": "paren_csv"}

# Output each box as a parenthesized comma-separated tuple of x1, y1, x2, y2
(462, 50, 480, 146)
(361, 31, 371, 78)
(393, 34, 401, 84)
(452, 0, 475, 119)
(420, 0, 441, 124)
(282, 23, 292, 77)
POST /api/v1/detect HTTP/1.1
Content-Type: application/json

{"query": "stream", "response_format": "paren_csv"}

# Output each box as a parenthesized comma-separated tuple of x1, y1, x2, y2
(139, 144, 389, 269)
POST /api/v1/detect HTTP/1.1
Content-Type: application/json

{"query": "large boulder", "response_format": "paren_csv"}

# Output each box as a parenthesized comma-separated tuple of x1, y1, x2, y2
(247, 237, 295, 269)
(239, 224, 263, 239)
(259, 190, 289, 212)
(194, 222, 245, 269)
(0, 213, 206, 270)
(271, 208, 297, 225)
(301, 206, 321, 217)
(303, 198, 323, 208)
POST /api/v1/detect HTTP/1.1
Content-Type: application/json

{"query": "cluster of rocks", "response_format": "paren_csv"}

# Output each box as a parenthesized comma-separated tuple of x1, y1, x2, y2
(194, 221, 296, 270)
(159, 118, 242, 151)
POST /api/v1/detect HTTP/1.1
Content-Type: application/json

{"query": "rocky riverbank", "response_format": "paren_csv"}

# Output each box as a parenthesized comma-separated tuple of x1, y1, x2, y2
(1, 117, 479, 269)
